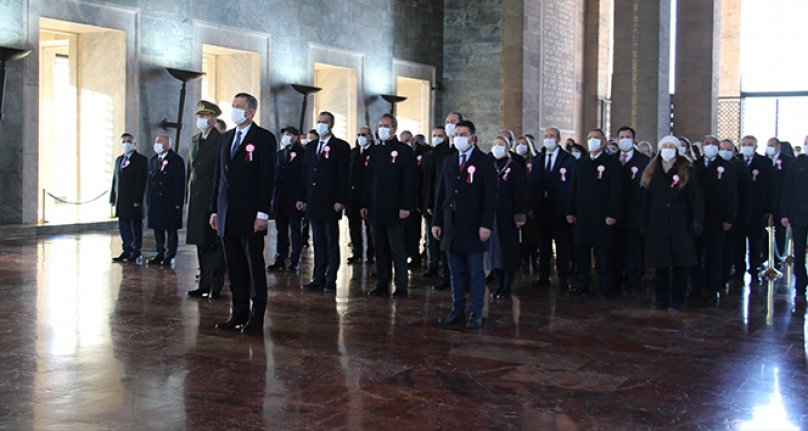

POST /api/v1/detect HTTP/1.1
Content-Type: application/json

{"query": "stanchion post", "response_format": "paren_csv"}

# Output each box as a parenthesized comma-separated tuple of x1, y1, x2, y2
(39, 188, 48, 224)
(760, 217, 782, 281)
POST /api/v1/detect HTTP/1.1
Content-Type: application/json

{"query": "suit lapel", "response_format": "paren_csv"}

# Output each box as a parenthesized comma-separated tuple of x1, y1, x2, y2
(229, 125, 257, 162)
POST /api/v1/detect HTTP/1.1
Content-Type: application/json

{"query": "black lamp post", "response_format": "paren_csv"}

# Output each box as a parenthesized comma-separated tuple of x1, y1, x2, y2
(0, 47, 32, 121)
(160, 67, 204, 152)
(291, 84, 321, 133)
(380, 94, 407, 115)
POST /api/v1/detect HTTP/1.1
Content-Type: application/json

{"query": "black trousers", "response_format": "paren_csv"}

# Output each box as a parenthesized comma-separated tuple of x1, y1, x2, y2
(275, 212, 302, 265)
(405, 213, 422, 262)
(614, 228, 644, 291)
(725, 225, 745, 282)
(538, 214, 573, 280)
(775, 222, 787, 264)
(575, 244, 612, 295)
(118, 217, 143, 257)
(792, 224, 807, 293)
(424, 215, 441, 269)
(222, 234, 267, 322)
(197, 242, 226, 294)
(373, 223, 408, 290)
(154, 229, 178, 259)
(348, 214, 374, 260)
(746, 221, 766, 273)
(691, 228, 726, 294)
(311, 219, 340, 285)
(655, 267, 688, 307)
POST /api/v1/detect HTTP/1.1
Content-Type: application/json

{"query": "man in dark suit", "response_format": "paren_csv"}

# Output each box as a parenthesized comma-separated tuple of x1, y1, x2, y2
(420, 126, 449, 279)
(691, 135, 737, 298)
(566, 128, 622, 297)
(110, 132, 147, 263)
(780, 144, 808, 298)
(432, 120, 497, 328)
(613, 126, 651, 292)
(719, 139, 752, 283)
(267, 126, 306, 272)
(361, 114, 416, 298)
(210, 93, 276, 335)
(297, 111, 350, 293)
(186, 101, 226, 297)
(146, 134, 185, 267)
(767, 137, 794, 265)
(402, 132, 429, 268)
(529, 126, 576, 288)
(346, 126, 375, 264)
(739, 135, 776, 276)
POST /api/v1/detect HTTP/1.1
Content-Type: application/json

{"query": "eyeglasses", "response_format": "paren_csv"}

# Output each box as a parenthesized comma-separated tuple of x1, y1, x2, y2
(357, 133, 368, 137)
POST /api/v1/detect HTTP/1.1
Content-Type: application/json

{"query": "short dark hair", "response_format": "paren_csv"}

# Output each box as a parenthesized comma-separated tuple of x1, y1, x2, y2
(434, 126, 445, 132)
(282, 126, 300, 136)
(120, 132, 134, 140)
(379, 113, 398, 128)
(234, 92, 258, 110)
(590, 128, 607, 139)
(319, 111, 335, 126)
(308, 129, 319, 137)
(448, 111, 465, 122)
(215, 119, 226, 128)
(616, 126, 636, 139)
(455, 120, 476, 135)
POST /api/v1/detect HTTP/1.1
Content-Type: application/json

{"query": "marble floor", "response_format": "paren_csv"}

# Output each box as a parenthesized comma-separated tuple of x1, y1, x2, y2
(0, 230, 806, 430)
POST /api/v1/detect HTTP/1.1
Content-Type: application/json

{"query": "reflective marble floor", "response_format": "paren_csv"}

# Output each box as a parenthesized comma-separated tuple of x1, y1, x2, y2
(1, 230, 806, 430)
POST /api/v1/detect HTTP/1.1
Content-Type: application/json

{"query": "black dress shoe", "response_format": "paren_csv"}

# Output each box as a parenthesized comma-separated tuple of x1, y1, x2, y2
(346, 256, 361, 264)
(466, 312, 483, 328)
(391, 288, 408, 299)
(241, 320, 264, 335)
(266, 261, 285, 271)
(215, 318, 248, 330)
(187, 288, 208, 298)
(438, 310, 465, 326)
(287, 263, 299, 272)
(323, 284, 337, 293)
(161, 257, 175, 267)
(492, 287, 511, 299)
(421, 268, 439, 278)
(534, 276, 551, 286)
(367, 286, 390, 297)
(432, 282, 450, 291)
(209, 291, 222, 299)
(147, 256, 163, 265)
(112, 253, 130, 263)
(366, 257, 375, 264)
(302, 281, 324, 290)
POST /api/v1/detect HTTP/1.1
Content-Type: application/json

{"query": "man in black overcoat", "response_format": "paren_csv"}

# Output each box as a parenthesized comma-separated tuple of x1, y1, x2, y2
(147, 134, 185, 267)
(110, 132, 147, 263)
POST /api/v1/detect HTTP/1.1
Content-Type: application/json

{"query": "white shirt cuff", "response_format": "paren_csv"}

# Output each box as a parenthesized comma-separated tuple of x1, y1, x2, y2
(257, 212, 269, 220)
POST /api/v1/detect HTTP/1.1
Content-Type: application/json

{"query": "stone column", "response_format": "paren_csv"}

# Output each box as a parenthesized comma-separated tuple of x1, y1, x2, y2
(581, 0, 613, 140)
(673, 0, 721, 140)
(611, 0, 672, 142)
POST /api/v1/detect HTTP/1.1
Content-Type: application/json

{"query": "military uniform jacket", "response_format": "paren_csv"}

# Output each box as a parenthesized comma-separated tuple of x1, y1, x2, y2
(566, 152, 622, 246)
(297, 135, 350, 222)
(693, 156, 737, 230)
(433, 147, 497, 253)
(616, 151, 651, 231)
(147, 150, 185, 230)
(186, 128, 221, 245)
(110, 151, 147, 220)
(273, 142, 306, 219)
(361, 138, 416, 226)
(347, 145, 372, 218)
(211, 123, 277, 237)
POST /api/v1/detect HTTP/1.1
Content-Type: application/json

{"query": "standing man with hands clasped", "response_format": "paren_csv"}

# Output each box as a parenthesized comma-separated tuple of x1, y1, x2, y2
(111, 133, 147, 264)
(147, 134, 185, 267)
(210, 93, 276, 335)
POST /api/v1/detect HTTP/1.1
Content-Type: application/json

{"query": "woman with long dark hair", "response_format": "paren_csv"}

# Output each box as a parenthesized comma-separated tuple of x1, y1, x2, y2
(641, 135, 704, 311)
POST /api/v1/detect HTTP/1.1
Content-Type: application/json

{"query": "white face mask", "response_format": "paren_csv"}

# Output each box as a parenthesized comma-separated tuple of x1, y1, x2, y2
(765, 146, 777, 157)
(703, 144, 719, 158)
(454, 136, 471, 152)
(803, 145, 808, 155)
(196, 117, 209, 131)
(445, 123, 456, 137)
(154, 143, 165, 155)
(618, 138, 634, 152)
(571, 151, 582, 160)
(315, 122, 330, 137)
(122, 142, 135, 154)
(678, 145, 688, 155)
(431, 136, 444, 147)
(660, 148, 677, 161)
(587, 138, 602, 153)
(231, 108, 247, 125)
(358, 136, 369, 147)
(515, 143, 529, 156)
(280, 134, 293, 147)
(719, 149, 734, 161)
(741, 146, 755, 158)
(544, 139, 558, 152)
(377, 127, 391, 141)
(492, 145, 508, 159)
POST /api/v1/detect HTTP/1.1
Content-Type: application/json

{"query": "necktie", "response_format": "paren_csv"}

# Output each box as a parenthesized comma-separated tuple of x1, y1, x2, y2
(230, 131, 242, 159)
(121, 155, 129, 171)
(318, 141, 325, 156)
(459, 153, 467, 170)
(546, 154, 552, 171)
(620, 153, 627, 166)
(747, 157, 752, 166)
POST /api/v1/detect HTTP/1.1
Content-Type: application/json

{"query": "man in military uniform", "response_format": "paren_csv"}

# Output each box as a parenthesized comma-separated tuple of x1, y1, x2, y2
(186, 101, 226, 298)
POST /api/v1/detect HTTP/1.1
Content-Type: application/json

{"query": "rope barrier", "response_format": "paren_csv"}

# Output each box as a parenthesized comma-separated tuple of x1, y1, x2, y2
(45, 190, 109, 205)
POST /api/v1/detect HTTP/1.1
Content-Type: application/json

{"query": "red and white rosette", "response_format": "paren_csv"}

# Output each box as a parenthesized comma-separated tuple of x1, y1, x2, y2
(630, 166, 639, 179)
(752, 169, 759, 181)
(289, 151, 297, 162)
(364, 155, 370, 167)
(776, 159, 782, 170)
(716, 165, 725, 180)
(527, 162, 533, 173)
(160, 159, 168, 172)
(122, 159, 130, 169)
(417, 154, 422, 166)
(671, 174, 680, 188)
(559, 167, 567, 182)
(245, 143, 255, 161)
(503, 167, 511, 181)
(390, 150, 399, 164)
(466, 165, 476, 184)
(597, 165, 605, 179)
(323, 146, 331, 159)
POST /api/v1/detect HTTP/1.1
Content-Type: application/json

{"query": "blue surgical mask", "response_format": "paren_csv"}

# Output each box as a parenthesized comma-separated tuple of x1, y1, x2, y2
(571, 151, 582, 160)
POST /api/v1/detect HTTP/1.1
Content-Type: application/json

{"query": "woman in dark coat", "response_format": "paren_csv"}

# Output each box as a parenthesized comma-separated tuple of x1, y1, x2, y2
(487, 137, 527, 299)
(517, 135, 540, 270)
(641, 135, 704, 311)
